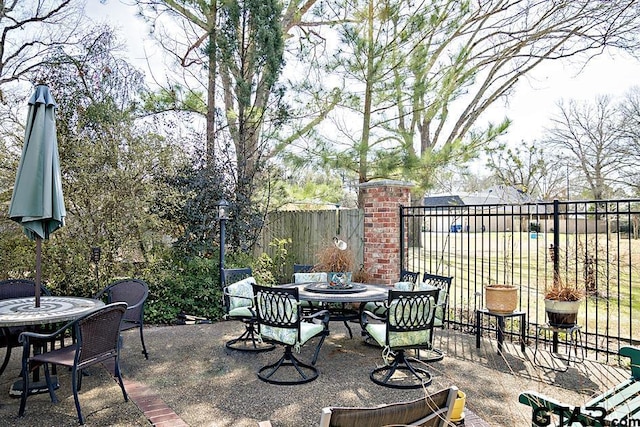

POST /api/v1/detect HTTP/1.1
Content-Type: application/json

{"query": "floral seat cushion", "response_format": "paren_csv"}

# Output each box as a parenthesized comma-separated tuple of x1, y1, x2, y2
(226, 277, 257, 317)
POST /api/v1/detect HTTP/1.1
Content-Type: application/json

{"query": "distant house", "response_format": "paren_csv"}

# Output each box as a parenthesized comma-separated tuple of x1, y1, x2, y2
(422, 185, 545, 233)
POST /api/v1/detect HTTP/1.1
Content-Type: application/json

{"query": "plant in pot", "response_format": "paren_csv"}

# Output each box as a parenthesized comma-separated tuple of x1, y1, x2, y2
(544, 274, 584, 327)
(313, 237, 355, 288)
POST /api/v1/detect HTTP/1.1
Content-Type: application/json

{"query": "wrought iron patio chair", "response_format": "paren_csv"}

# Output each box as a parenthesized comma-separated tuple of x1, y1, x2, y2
(361, 288, 440, 389)
(18, 302, 129, 425)
(420, 272, 454, 328)
(95, 278, 149, 359)
(252, 284, 330, 385)
(222, 268, 274, 352)
(409, 273, 454, 362)
(400, 269, 420, 284)
(0, 279, 52, 376)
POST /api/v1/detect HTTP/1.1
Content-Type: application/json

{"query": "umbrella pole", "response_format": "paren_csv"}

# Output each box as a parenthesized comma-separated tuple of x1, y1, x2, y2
(35, 237, 42, 307)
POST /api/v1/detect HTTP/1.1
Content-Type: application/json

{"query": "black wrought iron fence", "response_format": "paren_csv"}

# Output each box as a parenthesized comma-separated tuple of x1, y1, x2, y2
(400, 199, 640, 361)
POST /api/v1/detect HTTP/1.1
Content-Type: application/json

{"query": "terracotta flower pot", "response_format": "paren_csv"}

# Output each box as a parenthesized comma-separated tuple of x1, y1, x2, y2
(485, 284, 518, 314)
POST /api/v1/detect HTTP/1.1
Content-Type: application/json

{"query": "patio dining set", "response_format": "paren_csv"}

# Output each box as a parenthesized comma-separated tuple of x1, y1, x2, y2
(221, 265, 454, 390)
(0, 277, 149, 425)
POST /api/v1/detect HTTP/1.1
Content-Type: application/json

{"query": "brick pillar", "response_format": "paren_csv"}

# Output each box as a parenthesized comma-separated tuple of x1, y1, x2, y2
(359, 180, 413, 285)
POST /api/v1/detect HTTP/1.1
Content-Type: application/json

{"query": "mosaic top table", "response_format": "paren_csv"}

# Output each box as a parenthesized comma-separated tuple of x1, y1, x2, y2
(0, 296, 104, 327)
(0, 296, 105, 397)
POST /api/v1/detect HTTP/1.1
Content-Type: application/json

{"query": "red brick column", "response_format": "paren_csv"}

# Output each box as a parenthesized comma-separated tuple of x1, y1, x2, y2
(359, 180, 413, 285)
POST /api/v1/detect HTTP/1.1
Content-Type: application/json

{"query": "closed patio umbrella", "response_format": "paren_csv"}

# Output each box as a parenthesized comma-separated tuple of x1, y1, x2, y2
(8, 85, 66, 307)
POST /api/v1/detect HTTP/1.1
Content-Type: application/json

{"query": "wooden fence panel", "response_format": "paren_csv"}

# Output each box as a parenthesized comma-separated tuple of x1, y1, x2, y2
(256, 209, 364, 273)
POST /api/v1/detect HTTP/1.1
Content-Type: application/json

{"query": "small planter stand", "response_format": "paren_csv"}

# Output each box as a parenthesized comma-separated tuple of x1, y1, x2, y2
(475, 308, 526, 354)
(533, 323, 584, 372)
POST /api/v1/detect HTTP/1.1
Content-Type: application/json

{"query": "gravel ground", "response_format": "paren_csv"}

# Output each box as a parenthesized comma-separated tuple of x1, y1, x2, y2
(0, 321, 628, 426)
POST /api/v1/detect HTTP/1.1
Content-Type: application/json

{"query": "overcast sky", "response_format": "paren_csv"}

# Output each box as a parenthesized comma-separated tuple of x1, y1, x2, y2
(87, 1, 640, 145)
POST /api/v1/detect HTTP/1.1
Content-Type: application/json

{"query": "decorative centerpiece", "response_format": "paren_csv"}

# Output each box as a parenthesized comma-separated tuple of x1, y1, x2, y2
(314, 237, 355, 289)
(544, 275, 584, 327)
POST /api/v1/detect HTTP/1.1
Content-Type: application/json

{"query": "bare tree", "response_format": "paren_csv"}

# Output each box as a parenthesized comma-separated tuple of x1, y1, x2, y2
(544, 97, 627, 200)
(486, 142, 567, 200)
(0, 0, 83, 89)
(617, 86, 640, 196)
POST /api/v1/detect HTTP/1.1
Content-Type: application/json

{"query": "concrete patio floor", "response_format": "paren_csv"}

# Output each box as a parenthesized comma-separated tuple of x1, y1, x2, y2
(0, 320, 630, 426)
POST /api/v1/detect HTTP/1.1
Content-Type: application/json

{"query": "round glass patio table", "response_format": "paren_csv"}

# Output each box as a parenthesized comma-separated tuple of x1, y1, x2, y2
(0, 296, 104, 327)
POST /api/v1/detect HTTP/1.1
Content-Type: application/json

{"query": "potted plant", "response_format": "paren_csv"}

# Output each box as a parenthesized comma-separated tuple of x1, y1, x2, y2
(313, 237, 356, 287)
(484, 283, 518, 314)
(544, 274, 584, 327)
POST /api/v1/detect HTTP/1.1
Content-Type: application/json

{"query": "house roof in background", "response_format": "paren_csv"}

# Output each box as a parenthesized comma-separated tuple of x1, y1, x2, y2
(424, 185, 542, 206)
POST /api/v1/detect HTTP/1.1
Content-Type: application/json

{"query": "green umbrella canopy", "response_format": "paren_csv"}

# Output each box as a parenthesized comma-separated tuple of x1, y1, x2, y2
(8, 84, 66, 240)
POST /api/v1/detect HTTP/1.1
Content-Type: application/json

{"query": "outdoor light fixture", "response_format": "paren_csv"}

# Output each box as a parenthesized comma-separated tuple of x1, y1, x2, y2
(91, 247, 101, 263)
(217, 199, 230, 285)
(91, 247, 101, 289)
(217, 199, 230, 221)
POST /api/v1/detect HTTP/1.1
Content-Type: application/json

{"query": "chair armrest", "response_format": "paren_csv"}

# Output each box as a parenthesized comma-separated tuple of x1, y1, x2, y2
(619, 346, 640, 379)
(303, 309, 330, 326)
(222, 287, 253, 301)
(519, 391, 576, 426)
(359, 308, 386, 330)
(18, 319, 74, 346)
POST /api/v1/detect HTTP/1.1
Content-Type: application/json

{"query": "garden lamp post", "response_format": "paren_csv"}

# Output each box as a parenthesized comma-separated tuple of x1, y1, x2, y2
(217, 199, 230, 285)
(91, 246, 101, 286)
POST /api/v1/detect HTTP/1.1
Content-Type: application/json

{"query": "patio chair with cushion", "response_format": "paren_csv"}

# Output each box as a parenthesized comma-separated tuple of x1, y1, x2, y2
(0, 279, 52, 375)
(252, 284, 330, 385)
(360, 269, 420, 321)
(400, 269, 421, 284)
(293, 271, 328, 315)
(95, 278, 149, 359)
(222, 268, 274, 352)
(18, 302, 129, 425)
(257, 386, 458, 427)
(419, 273, 454, 328)
(411, 273, 454, 362)
(362, 288, 440, 389)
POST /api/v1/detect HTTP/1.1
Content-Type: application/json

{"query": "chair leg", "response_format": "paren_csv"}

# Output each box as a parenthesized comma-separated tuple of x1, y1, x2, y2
(370, 350, 433, 389)
(0, 343, 12, 376)
(43, 363, 58, 403)
(138, 325, 149, 359)
(311, 331, 329, 365)
(258, 346, 319, 385)
(18, 354, 29, 417)
(71, 367, 85, 425)
(226, 321, 275, 353)
(113, 357, 128, 402)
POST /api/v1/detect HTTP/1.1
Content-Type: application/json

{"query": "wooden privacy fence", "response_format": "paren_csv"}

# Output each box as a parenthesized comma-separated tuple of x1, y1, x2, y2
(256, 209, 364, 273)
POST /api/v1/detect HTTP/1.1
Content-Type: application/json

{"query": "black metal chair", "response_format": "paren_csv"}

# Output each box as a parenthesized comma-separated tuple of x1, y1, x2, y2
(18, 302, 129, 425)
(412, 273, 454, 362)
(252, 284, 330, 385)
(221, 268, 274, 352)
(361, 288, 440, 389)
(0, 279, 52, 376)
(400, 269, 420, 284)
(94, 278, 149, 359)
(420, 273, 453, 328)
